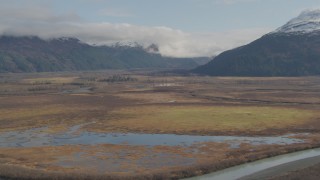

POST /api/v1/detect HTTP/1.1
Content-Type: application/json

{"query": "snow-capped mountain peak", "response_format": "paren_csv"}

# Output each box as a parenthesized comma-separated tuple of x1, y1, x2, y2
(274, 9, 320, 34)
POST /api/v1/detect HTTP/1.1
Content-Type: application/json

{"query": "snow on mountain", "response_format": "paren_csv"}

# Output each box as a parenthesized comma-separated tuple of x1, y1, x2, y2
(112, 42, 161, 54)
(273, 9, 320, 34)
(112, 41, 142, 48)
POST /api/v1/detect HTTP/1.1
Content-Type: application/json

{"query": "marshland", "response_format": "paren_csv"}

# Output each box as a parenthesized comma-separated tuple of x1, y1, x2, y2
(1, 71, 320, 179)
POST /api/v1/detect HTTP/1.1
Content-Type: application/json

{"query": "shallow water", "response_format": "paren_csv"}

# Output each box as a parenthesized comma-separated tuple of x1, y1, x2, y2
(0, 124, 306, 148)
(185, 148, 320, 180)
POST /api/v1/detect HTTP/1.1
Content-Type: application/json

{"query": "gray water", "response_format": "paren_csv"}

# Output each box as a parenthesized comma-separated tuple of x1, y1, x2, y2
(0, 124, 306, 148)
(184, 148, 320, 180)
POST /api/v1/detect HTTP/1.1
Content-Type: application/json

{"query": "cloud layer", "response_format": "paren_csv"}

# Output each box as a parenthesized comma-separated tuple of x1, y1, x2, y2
(0, 3, 271, 57)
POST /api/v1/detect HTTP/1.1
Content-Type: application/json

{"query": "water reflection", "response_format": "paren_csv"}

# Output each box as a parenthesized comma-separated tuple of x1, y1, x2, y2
(0, 124, 306, 148)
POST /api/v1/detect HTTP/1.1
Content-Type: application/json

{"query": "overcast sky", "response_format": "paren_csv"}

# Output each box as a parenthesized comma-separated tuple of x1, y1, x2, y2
(0, 0, 319, 57)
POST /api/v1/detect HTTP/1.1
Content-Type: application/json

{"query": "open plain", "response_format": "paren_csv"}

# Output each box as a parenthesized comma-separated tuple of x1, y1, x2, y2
(1, 71, 320, 179)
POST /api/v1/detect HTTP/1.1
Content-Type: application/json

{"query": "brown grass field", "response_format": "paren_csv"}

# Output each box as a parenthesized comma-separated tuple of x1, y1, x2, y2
(1, 71, 320, 179)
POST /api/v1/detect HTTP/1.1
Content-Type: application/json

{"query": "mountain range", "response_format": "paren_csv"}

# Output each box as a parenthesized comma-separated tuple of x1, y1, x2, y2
(2, 10, 320, 76)
(0, 36, 209, 73)
(194, 10, 320, 76)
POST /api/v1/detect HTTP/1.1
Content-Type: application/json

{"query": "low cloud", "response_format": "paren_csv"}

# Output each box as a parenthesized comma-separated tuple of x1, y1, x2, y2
(0, 4, 271, 57)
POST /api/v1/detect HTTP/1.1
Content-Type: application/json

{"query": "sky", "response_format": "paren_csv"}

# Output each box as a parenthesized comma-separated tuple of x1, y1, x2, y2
(0, 0, 320, 57)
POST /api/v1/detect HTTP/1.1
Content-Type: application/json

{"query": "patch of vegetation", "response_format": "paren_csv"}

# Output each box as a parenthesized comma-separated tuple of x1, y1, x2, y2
(27, 86, 52, 92)
(0, 105, 75, 121)
(32, 80, 52, 85)
(98, 75, 137, 83)
(107, 106, 316, 134)
(24, 77, 77, 84)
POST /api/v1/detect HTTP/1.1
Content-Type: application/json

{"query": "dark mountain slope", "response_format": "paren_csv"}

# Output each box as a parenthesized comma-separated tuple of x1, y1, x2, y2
(194, 10, 320, 77)
(194, 33, 320, 76)
(0, 36, 199, 73)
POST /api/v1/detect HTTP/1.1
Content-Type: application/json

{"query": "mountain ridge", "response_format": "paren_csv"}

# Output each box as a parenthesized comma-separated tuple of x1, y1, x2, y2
(273, 9, 320, 34)
(193, 10, 320, 77)
(0, 35, 209, 73)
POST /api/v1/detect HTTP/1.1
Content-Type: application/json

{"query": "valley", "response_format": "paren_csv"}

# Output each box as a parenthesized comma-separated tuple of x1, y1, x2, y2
(1, 1, 320, 180)
(1, 70, 320, 179)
